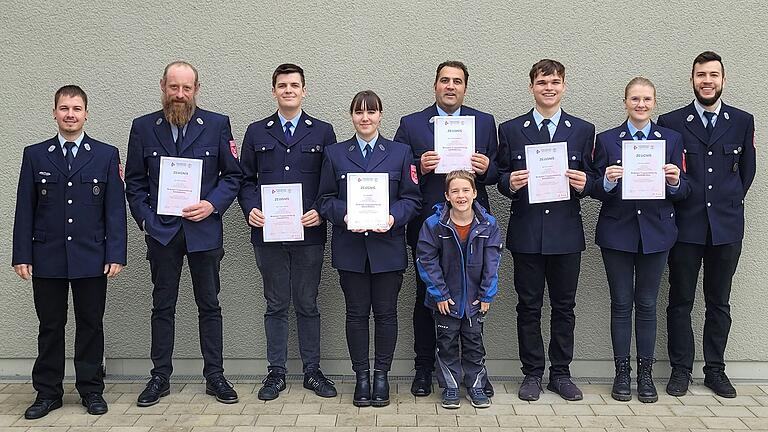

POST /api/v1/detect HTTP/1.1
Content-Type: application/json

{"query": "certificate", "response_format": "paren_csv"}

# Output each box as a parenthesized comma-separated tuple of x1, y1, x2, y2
(525, 141, 571, 204)
(622, 140, 666, 200)
(434, 116, 475, 173)
(346, 172, 390, 230)
(157, 156, 203, 216)
(261, 183, 304, 242)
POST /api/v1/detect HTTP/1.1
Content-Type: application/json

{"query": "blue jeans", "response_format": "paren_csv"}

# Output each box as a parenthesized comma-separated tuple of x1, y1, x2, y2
(254, 244, 324, 373)
(601, 248, 668, 358)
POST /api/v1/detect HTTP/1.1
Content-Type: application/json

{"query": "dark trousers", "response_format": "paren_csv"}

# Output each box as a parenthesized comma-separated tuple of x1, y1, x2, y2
(601, 248, 668, 358)
(512, 252, 580, 379)
(667, 239, 742, 372)
(411, 248, 436, 371)
(32, 276, 107, 399)
(254, 244, 324, 374)
(146, 229, 225, 379)
(434, 312, 487, 389)
(338, 264, 403, 372)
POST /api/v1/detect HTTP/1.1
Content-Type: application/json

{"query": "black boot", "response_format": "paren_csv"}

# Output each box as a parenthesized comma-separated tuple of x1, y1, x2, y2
(371, 370, 390, 407)
(637, 357, 658, 403)
(353, 370, 371, 407)
(611, 356, 632, 402)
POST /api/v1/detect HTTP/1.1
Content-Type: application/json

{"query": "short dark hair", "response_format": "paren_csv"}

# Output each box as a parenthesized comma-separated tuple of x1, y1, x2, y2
(54, 85, 88, 110)
(692, 51, 725, 77)
(435, 61, 469, 85)
(163, 61, 199, 85)
(272, 63, 305, 88)
(349, 90, 383, 114)
(529, 59, 566, 83)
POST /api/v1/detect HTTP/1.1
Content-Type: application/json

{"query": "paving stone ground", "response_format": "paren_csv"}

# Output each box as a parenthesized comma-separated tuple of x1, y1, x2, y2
(1, 377, 767, 432)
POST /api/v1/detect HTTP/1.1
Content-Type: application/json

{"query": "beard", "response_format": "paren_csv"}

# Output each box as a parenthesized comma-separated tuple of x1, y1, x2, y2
(693, 86, 723, 107)
(162, 95, 196, 126)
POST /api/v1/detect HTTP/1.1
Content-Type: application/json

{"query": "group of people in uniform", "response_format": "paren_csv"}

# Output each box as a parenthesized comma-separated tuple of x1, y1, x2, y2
(11, 50, 755, 418)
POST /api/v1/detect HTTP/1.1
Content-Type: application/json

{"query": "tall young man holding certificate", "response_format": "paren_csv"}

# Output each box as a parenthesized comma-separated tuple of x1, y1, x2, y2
(238, 63, 338, 401)
(658, 51, 756, 398)
(496, 59, 595, 401)
(125, 61, 242, 407)
(394, 61, 498, 397)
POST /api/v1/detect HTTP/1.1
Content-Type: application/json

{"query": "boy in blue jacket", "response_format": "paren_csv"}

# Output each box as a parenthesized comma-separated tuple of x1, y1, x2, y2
(416, 170, 503, 409)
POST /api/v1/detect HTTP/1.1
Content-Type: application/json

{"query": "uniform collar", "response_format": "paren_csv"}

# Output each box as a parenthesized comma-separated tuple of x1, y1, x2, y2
(436, 104, 461, 117)
(57, 132, 84, 148)
(355, 132, 379, 152)
(693, 98, 722, 124)
(278, 110, 302, 130)
(532, 108, 561, 128)
(626, 120, 651, 139)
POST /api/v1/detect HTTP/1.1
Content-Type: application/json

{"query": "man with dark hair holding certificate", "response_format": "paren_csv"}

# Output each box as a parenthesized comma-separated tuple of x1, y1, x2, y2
(238, 63, 338, 401)
(496, 59, 595, 402)
(395, 60, 498, 397)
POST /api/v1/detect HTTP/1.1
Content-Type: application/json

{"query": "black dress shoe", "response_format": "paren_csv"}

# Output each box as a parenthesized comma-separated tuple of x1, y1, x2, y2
(137, 375, 170, 407)
(410, 368, 432, 397)
(206, 374, 239, 404)
(353, 370, 371, 407)
(303, 369, 337, 398)
(547, 376, 584, 401)
(704, 368, 737, 398)
(484, 379, 495, 397)
(518, 375, 542, 401)
(81, 393, 108, 415)
(258, 370, 286, 401)
(24, 398, 63, 419)
(666, 367, 691, 397)
(371, 370, 390, 407)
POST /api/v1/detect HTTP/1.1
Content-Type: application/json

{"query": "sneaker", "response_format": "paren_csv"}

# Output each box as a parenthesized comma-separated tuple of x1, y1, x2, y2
(518, 375, 542, 401)
(466, 387, 491, 408)
(547, 376, 583, 401)
(704, 368, 737, 398)
(303, 369, 337, 398)
(484, 378, 495, 397)
(137, 375, 170, 407)
(257, 370, 286, 401)
(666, 367, 691, 397)
(206, 374, 239, 404)
(441, 388, 460, 409)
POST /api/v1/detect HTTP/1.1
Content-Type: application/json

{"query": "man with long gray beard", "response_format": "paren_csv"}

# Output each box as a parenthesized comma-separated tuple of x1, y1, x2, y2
(125, 61, 243, 406)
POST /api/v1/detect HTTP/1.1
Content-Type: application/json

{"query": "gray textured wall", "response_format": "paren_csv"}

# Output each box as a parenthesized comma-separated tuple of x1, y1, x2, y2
(1, 1, 766, 377)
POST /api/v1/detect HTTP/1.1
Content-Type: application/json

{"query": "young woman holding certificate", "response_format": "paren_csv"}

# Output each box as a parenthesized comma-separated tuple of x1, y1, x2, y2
(589, 77, 689, 403)
(317, 90, 421, 407)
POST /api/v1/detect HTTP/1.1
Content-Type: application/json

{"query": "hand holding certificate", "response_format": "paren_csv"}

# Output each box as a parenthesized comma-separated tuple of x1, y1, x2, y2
(157, 157, 203, 216)
(261, 183, 304, 242)
(346, 173, 390, 230)
(434, 116, 475, 173)
(525, 141, 571, 204)
(621, 140, 665, 200)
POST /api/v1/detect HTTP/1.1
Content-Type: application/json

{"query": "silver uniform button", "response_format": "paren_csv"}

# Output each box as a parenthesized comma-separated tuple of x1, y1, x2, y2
(544, 209, 550, 214)
(93, 179, 98, 183)
(637, 210, 642, 215)
(67, 199, 73, 204)
(285, 166, 290, 171)
(286, 148, 290, 153)
(571, 156, 576, 160)
(517, 155, 522, 159)
(311, 148, 315, 152)
(68, 218, 73, 223)
(67, 181, 73, 187)
(341, 174, 346, 179)
(734, 149, 739, 154)
(708, 168, 713, 173)
(152, 151, 158, 156)
(708, 185, 713, 189)
(707, 202, 711, 207)
(261, 146, 266, 151)
(205, 151, 210, 156)
(67, 236, 72, 241)
(41, 179, 46, 184)
(670, 213, 674, 217)
(708, 151, 713, 156)
(364, 232, 369, 236)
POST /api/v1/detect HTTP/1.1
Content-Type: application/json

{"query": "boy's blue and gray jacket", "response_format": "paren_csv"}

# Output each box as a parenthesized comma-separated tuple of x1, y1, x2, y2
(416, 201, 503, 318)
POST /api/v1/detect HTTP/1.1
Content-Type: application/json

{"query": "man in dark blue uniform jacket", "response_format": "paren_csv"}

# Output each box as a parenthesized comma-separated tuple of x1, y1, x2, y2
(658, 51, 757, 398)
(125, 61, 242, 407)
(394, 61, 498, 397)
(12, 85, 127, 419)
(496, 59, 595, 402)
(238, 64, 337, 401)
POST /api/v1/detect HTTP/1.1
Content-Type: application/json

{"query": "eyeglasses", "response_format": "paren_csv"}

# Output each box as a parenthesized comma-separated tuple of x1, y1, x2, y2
(626, 96, 655, 106)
